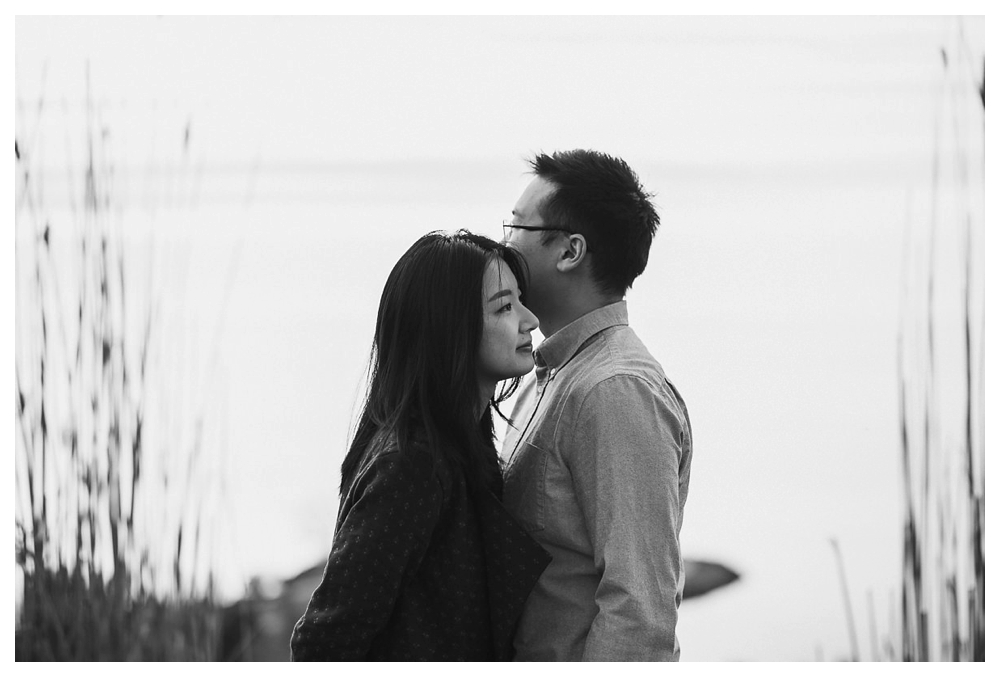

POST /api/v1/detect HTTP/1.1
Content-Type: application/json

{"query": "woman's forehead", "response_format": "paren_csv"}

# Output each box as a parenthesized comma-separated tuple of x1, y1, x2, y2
(482, 257, 517, 294)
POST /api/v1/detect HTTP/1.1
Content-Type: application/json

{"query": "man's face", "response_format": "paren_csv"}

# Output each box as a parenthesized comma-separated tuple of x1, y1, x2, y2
(505, 176, 561, 320)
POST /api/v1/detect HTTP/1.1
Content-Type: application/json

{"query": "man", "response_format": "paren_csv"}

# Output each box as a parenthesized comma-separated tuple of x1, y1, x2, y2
(501, 149, 693, 661)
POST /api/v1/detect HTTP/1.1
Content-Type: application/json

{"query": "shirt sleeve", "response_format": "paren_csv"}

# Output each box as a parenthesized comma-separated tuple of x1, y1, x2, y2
(289, 450, 444, 661)
(568, 374, 688, 662)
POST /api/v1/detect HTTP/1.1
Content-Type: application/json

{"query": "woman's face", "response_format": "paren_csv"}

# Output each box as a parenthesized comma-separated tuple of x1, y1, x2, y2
(477, 258, 538, 391)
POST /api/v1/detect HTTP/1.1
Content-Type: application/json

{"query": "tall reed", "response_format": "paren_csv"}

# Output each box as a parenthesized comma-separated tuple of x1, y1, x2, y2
(15, 70, 224, 660)
(896, 21, 984, 662)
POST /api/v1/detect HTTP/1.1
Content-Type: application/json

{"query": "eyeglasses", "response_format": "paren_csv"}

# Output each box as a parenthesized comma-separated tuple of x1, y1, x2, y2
(502, 221, 572, 242)
(502, 221, 595, 253)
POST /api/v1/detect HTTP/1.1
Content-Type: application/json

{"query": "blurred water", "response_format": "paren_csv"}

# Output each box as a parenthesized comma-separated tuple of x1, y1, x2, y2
(16, 151, 965, 661)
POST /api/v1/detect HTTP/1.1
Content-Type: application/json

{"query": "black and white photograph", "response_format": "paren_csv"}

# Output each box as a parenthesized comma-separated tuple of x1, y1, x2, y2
(13, 7, 986, 662)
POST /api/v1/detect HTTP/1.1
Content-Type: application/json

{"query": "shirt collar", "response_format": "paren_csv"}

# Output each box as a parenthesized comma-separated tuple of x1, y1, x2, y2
(534, 300, 629, 374)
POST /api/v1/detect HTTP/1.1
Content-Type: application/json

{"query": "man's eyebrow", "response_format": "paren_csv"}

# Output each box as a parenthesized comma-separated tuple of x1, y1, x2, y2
(488, 289, 513, 303)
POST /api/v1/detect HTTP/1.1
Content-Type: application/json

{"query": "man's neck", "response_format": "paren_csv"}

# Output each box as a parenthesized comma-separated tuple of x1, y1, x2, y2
(538, 293, 623, 337)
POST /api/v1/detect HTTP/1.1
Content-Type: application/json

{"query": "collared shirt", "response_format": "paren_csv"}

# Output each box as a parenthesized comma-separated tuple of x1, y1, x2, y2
(501, 301, 693, 662)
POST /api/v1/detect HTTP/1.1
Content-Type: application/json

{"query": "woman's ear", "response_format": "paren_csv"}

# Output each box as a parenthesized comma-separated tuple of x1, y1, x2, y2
(555, 234, 589, 273)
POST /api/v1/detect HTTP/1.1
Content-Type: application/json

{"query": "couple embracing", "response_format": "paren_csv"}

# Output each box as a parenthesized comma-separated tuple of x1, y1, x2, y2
(290, 149, 693, 662)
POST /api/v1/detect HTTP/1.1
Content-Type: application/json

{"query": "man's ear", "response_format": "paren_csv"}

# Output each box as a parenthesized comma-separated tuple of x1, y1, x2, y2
(555, 234, 589, 273)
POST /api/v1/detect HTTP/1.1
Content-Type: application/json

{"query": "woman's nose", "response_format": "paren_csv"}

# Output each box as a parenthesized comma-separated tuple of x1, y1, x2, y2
(522, 307, 539, 332)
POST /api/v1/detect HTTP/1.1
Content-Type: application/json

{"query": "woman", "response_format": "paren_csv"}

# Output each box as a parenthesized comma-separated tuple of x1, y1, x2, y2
(289, 230, 550, 661)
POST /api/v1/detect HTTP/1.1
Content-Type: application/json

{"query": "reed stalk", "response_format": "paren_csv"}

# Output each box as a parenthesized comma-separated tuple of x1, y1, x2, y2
(15, 68, 224, 660)
(895, 20, 984, 662)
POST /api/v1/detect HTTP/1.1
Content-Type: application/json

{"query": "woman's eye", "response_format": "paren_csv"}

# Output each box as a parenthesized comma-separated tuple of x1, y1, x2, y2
(500, 303, 513, 313)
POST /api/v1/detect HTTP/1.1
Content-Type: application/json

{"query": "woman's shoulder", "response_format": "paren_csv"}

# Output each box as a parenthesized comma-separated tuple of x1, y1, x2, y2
(354, 427, 453, 494)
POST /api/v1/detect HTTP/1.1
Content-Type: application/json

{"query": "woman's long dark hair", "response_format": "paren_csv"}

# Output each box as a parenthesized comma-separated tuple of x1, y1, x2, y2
(340, 230, 529, 498)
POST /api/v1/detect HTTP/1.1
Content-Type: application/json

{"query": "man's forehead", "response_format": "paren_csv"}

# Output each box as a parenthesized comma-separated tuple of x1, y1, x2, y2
(514, 176, 556, 216)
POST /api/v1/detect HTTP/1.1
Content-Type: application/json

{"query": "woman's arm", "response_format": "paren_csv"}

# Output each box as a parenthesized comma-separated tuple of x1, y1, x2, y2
(289, 450, 443, 660)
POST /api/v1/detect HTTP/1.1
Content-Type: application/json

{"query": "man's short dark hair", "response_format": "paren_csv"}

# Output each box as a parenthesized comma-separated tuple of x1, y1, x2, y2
(530, 149, 659, 295)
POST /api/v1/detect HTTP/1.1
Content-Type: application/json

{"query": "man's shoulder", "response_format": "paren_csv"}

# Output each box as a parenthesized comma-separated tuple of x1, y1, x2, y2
(573, 324, 665, 384)
(563, 325, 691, 417)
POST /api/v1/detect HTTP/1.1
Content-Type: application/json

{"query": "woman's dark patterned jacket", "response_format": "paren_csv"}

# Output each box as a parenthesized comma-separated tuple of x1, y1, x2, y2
(289, 433, 551, 661)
